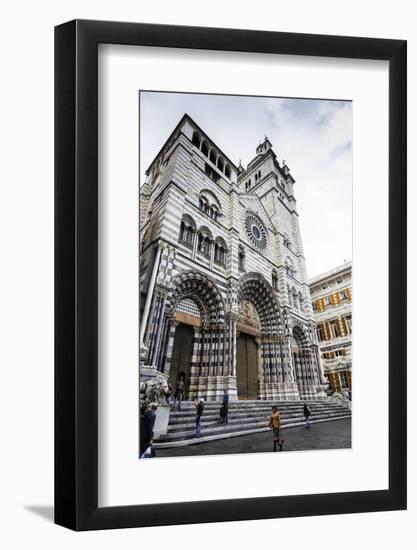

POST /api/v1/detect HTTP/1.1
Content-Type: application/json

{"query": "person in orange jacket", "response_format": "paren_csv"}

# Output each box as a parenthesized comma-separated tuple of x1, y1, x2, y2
(268, 406, 283, 452)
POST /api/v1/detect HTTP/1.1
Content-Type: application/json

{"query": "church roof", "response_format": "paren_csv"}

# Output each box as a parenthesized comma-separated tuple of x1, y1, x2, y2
(146, 113, 239, 174)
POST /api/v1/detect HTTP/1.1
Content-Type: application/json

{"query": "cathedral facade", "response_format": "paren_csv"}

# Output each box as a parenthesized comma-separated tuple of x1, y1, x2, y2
(139, 114, 327, 402)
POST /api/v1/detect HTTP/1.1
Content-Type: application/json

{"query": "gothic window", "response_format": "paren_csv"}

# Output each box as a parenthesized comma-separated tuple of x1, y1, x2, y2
(286, 263, 295, 278)
(209, 150, 217, 165)
(298, 292, 303, 312)
(217, 157, 224, 173)
(179, 217, 195, 247)
(238, 245, 246, 271)
(292, 290, 299, 310)
(214, 239, 227, 266)
(197, 230, 211, 258)
(225, 165, 231, 179)
(201, 141, 209, 156)
(272, 269, 278, 290)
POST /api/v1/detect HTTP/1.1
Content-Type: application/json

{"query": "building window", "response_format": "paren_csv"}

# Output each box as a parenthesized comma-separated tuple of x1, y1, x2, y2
(238, 246, 246, 271)
(201, 141, 209, 156)
(199, 195, 219, 221)
(272, 270, 278, 290)
(204, 163, 220, 183)
(329, 319, 341, 338)
(199, 197, 208, 212)
(286, 262, 295, 278)
(283, 234, 291, 249)
(225, 165, 231, 179)
(344, 315, 352, 334)
(192, 131, 201, 148)
(179, 220, 195, 247)
(312, 302, 318, 311)
(214, 241, 226, 266)
(209, 150, 217, 165)
(339, 371, 349, 388)
(316, 325, 325, 342)
(197, 233, 211, 257)
(336, 277, 344, 284)
(325, 296, 331, 306)
(217, 158, 224, 172)
(340, 289, 348, 301)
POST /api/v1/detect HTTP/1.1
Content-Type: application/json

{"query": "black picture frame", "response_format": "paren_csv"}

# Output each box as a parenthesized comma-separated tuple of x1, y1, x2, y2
(55, 19, 407, 531)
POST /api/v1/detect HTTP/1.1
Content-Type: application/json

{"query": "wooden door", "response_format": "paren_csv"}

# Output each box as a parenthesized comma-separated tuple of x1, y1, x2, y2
(236, 333, 258, 399)
(169, 324, 194, 397)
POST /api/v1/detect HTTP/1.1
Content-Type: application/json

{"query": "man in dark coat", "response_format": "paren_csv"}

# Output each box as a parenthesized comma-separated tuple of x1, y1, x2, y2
(195, 398, 204, 437)
(303, 403, 311, 429)
(220, 389, 229, 424)
(140, 403, 158, 455)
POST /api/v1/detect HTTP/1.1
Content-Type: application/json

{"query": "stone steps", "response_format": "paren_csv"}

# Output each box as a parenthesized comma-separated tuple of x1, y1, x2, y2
(155, 399, 351, 447)
(167, 410, 347, 432)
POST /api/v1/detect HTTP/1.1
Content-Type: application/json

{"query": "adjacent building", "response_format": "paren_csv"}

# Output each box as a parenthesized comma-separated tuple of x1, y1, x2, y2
(139, 114, 327, 402)
(309, 262, 352, 394)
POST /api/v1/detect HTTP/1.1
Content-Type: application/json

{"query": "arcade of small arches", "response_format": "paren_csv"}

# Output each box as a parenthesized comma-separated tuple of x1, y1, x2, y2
(192, 131, 232, 179)
(142, 269, 324, 402)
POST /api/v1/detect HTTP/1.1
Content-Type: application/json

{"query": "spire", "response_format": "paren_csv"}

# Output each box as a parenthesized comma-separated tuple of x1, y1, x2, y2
(256, 136, 273, 156)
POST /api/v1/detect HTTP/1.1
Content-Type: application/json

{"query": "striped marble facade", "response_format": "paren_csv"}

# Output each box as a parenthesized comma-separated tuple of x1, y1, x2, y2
(140, 114, 327, 402)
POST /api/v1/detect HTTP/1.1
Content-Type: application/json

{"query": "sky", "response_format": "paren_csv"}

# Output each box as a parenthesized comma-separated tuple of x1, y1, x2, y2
(139, 91, 352, 279)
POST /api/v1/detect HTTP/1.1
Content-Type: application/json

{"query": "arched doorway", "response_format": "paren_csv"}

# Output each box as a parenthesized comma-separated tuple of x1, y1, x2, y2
(161, 270, 226, 400)
(168, 323, 194, 398)
(236, 273, 283, 400)
(236, 333, 259, 399)
(236, 301, 261, 399)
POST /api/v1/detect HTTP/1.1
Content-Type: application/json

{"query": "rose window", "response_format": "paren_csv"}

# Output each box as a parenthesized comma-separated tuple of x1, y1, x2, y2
(244, 212, 268, 250)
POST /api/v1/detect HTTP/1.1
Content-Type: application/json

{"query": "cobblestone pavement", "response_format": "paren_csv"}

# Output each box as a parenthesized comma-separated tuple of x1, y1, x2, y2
(155, 418, 351, 458)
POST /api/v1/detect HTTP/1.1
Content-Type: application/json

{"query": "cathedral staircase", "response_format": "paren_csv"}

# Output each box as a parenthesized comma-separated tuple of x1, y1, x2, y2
(154, 399, 351, 448)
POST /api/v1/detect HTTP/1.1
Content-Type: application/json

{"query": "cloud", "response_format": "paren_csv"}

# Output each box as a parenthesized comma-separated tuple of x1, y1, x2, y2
(330, 140, 352, 161)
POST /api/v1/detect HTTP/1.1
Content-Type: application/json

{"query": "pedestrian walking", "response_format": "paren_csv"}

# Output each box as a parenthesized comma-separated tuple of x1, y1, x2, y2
(140, 403, 158, 456)
(140, 436, 156, 458)
(219, 389, 229, 424)
(268, 406, 283, 452)
(195, 397, 204, 438)
(173, 373, 185, 410)
(303, 402, 311, 429)
(166, 384, 173, 407)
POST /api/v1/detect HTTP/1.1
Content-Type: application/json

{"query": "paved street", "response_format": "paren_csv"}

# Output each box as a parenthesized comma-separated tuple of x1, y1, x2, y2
(156, 418, 351, 458)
